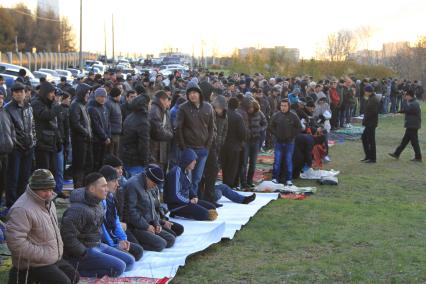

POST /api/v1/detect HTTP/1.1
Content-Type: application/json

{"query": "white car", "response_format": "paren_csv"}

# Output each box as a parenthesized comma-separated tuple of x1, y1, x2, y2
(55, 69, 74, 84)
(38, 68, 61, 84)
(33, 71, 55, 84)
(0, 62, 39, 87)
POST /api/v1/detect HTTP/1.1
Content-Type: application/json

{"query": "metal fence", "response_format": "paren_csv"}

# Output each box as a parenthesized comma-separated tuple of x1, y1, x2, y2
(0, 51, 99, 71)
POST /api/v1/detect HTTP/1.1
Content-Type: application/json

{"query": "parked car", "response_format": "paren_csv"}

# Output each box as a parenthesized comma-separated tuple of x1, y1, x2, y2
(33, 71, 55, 84)
(0, 62, 39, 87)
(66, 68, 82, 78)
(55, 69, 74, 84)
(38, 68, 61, 84)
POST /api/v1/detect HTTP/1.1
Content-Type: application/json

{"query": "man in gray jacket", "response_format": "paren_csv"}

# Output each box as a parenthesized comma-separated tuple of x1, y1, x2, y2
(0, 92, 14, 205)
(389, 89, 422, 161)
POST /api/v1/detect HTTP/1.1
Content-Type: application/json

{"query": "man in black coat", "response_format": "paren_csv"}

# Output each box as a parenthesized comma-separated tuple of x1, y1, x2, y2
(389, 89, 422, 161)
(88, 88, 111, 171)
(106, 87, 123, 156)
(119, 94, 151, 177)
(361, 85, 381, 163)
(5, 82, 36, 207)
(70, 83, 93, 188)
(32, 82, 62, 175)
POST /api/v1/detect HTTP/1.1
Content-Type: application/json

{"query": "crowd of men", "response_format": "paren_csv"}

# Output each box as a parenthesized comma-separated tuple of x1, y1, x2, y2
(0, 68, 423, 283)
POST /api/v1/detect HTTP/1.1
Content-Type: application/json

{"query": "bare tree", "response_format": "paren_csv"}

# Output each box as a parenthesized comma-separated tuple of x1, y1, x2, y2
(325, 29, 358, 61)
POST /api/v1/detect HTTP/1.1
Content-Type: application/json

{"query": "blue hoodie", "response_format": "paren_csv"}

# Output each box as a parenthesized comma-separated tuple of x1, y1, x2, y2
(164, 148, 198, 206)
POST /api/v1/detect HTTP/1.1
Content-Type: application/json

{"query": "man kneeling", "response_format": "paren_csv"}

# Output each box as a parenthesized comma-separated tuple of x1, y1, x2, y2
(6, 169, 79, 284)
(61, 172, 135, 278)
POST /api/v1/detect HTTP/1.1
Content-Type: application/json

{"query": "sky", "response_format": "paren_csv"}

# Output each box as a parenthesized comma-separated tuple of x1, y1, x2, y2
(2, 0, 426, 58)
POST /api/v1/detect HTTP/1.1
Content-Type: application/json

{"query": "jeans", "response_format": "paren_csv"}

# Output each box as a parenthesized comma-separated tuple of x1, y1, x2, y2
(8, 259, 79, 284)
(169, 200, 216, 221)
(362, 126, 376, 161)
(214, 183, 245, 203)
(390, 96, 398, 113)
(124, 166, 144, 177)
(240, 140, 260, 186)
(130, 227, 175, 252)
(6, 148, 34, 207)
(345, 104, 354, 124)
(55, 145, 64, 194)
(394, 128, 422, 159)
(0, 154, 8, 205)
(273, 142, 295, 182)
(190, 148, 209, 196)
(68, 243, 134, 278)
(381, 95, 390, 114)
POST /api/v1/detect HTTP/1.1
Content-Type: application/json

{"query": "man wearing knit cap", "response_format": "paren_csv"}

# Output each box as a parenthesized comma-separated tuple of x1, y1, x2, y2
(99, 165, 144, 261)
(361, 84, 380, 163)
(6, 169, 79, 284)
(106, 87, 123, 156)
(88, 87, 111, 170)
(124, 164, 176, 251)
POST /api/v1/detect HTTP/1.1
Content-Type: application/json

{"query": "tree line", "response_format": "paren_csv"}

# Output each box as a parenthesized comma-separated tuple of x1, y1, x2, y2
(0, 3, 75, 53)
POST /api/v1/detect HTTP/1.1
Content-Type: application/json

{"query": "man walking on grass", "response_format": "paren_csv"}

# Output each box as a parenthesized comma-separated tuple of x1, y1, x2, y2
(361, 84, 380, 163)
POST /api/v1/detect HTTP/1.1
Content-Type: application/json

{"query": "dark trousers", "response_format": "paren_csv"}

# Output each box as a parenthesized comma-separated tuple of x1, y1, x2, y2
(331, 105, 340, 129)
(168, 222, 184, 236)
(394, 128, 422, 159)
(35, 149, 57, 176)
(8, 259, 79, 284)
(71, 139, 93, 188)
(220, 147, 241, 188)
(130, 227, 175, 252)
(199, 147, 219, 203)
(0, 154, 8, 204)
(169, 200, 216, 221)
(362, 126, 376, 161)
(6, 148, 34, 207)
(106, 134, 120, 157)
(240, 140, 260, 186)
(93, 142, 106, 171)
(127, 241, 144, 261)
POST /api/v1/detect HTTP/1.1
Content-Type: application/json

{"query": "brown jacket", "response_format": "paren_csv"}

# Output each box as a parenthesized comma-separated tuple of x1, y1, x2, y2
(6, 187, 63, 268)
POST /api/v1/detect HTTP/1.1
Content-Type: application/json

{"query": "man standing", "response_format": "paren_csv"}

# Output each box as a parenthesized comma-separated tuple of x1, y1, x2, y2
(106, 87, 123, 156)
(70, 83, 93, 188)
(0, 91, 15, 206)
(389, 89, 422, 162)
(361, 85, 380, 163)
(176, 82, 214, 196)
(270, 99, 301, 186)
(88, 88, 111, 171)
(6, 169, 79, 284)
(5, 82, 36, 207)
(32, 82, 62, 176)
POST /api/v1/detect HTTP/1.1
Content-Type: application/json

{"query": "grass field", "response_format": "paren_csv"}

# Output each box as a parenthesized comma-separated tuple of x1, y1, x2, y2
(1, 104, 425, 283)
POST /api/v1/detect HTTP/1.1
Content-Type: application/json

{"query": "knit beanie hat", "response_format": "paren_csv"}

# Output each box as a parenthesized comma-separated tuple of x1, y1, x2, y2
(145, 164, 165, 184)
(94, 87, 107, 98)
(29, 169, 56, 190)
(364, 84, 374, 93)
(103, 155, 123, 168)
(84, 172, 104, 187)
(99, 165, 119, 182)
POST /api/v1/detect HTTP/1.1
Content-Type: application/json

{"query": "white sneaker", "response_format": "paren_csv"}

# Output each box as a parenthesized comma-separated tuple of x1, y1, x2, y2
(271, 179, 278, 184)
(324, 155, 331, 163)
(285, 181, 293, 186)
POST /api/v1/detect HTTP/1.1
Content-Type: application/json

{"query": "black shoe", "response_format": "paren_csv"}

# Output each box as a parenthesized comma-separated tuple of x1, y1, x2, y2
(410, 158, 422, 162)
(214, 202, 223, 208)
(247, 183, 256, 189)
(388, 153, 399, 159)
(364, 159, 376, 163)
(55, 192, 69, 199)
(360, 158, 369, 162)
(242, 193, 256, 204)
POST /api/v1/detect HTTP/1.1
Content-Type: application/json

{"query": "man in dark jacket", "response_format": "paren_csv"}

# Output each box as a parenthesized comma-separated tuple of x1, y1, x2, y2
(124, 164, 175, 252)
(88, 88, 111, 171)
(361, 85, 380, 163)
(121, 90, 137, 122)
(389, 89, 422, 161)
(176, 82, 214, 196)
(61, 172, 134, 278)
(0, 92, 15, 205)
(149, 90, 173, 170)
(119, 94, 151, 176)
(270, 98, 301, 186)
(70, 83, 93, 188)
(221, 97, 246, 188)
(32, 81, 62, 178)
(5, 82, 36, 207)
(106, 87, 122, 156)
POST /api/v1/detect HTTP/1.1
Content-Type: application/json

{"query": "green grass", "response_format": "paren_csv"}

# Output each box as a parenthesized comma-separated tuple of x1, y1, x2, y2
(1, 104, 425, 283)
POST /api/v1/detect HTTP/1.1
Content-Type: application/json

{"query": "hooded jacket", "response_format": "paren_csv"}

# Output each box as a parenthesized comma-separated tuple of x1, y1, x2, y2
(61, 188, 104, 258)
(6, 186, 62, 268)
(176, 82, 214, 149)
(149, 96, 173, 164)
(87, 99, 111, 143)
(164, 148, 198, 207)
(124, 173, 161, 230)
(31, 82, 61, 152)
(0, 107, 15, 155)
(248, 101, 267, 141)
(211, 95, 228, 151)
(119, 94, 151, 167)
(70, 83, 92, 141)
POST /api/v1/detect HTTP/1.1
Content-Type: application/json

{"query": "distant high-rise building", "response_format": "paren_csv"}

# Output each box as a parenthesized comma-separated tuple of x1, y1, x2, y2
(37, 0, 59, 17)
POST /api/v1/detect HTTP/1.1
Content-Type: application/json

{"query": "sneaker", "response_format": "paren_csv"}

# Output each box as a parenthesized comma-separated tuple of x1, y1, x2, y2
(364, 159, 376, 163)
(323, 155, 331, 163)
(285, 181, 293, 186)
(388, 153, 399, 159)
(271, 179, 279, 184)
(410, 158, 422, 162)
(242, 193, 256, 204)
(360, 158, 369, 162)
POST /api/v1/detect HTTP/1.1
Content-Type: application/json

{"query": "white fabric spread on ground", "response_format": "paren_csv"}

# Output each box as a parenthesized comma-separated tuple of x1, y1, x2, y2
(123, 192, 278, 279)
